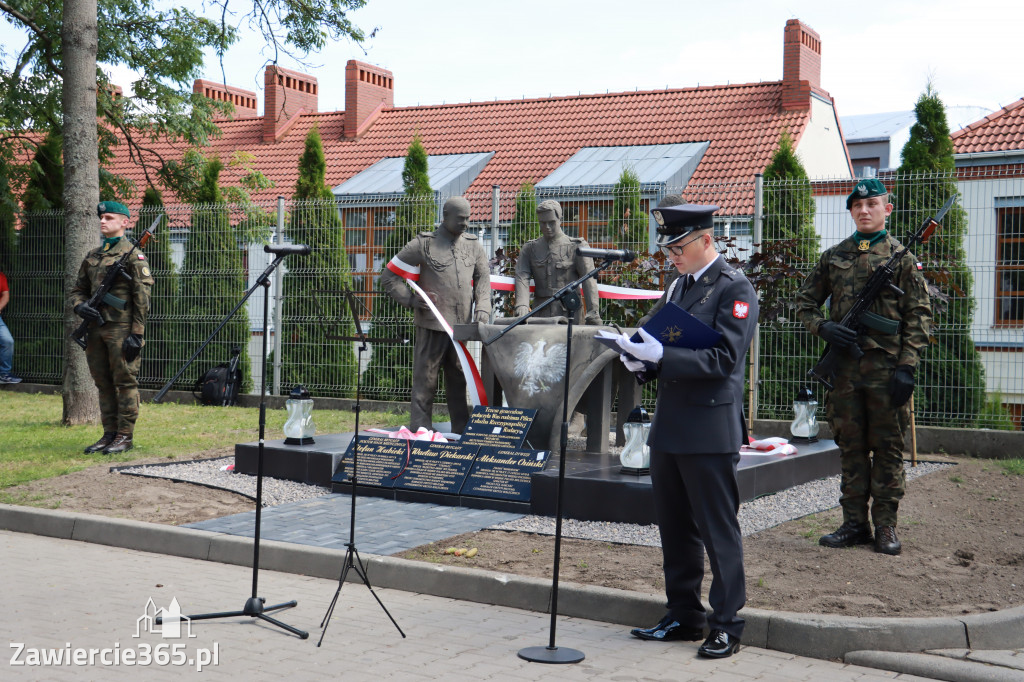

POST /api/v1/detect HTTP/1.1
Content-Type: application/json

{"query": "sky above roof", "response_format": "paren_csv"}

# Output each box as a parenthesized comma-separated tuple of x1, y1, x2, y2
(3, 0, 1020, 121)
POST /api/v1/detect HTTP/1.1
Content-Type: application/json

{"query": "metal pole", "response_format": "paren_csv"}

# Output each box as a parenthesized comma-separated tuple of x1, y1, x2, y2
(272, 196, 285, 396)
(749, 174, 763, 432)
(490, 184, 500, 258)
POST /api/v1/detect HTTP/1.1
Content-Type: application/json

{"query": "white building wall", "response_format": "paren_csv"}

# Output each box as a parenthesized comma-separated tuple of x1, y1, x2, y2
(796, 96, 854, 180)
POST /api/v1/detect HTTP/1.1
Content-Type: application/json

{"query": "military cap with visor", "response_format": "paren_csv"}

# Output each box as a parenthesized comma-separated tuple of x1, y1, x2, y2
(845, 178, 888, 210)
(97, 200, 131, 218)
(651, 203, 718, 247)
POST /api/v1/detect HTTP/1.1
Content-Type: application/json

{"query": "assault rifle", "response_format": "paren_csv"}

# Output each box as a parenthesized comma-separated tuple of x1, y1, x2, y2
(807, 194, 954, 389)
(71, 215, 160, 350)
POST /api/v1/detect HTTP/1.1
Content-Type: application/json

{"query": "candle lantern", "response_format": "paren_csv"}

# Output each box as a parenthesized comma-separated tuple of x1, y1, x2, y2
(789, 385, 819, 443)
(619, 406, 652, 475)
(283, 385, 316, 445)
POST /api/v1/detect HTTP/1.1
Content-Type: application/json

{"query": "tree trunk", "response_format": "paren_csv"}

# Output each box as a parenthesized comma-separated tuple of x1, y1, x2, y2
(61, 0, 101, 425)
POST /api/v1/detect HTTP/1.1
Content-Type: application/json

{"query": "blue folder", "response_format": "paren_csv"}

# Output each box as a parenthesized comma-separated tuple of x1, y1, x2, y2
(595, 302, 722, 366)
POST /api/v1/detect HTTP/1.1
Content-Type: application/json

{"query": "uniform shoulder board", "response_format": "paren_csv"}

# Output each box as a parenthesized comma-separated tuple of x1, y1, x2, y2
(721, 266, 740, 280)
(462, 233, 479, 240)
(418, 231, 434, 238)
(569, 237, 584, 244)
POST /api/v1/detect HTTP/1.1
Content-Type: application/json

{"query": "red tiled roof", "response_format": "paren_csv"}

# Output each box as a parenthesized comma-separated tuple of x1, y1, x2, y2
(952, 97, 1024, 153)
(102, 80, 812, 216)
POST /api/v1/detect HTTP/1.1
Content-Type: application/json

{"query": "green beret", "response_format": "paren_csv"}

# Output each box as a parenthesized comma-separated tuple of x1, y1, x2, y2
(97, 201, 130, 218)
(846, 179, 888, 209)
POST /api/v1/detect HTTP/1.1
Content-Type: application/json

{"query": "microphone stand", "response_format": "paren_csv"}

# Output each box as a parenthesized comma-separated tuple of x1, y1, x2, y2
(318, 288, 406, 646)
(485, 259, 615, 665)
(156, 249, 308, 638)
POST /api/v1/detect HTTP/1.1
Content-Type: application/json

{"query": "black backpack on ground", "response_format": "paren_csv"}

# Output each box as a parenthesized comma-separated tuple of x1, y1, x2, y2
(194, 346, 241, 406)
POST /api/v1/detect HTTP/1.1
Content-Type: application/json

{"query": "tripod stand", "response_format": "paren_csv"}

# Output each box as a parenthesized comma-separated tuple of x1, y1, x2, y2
(154, 244, 309, 639)
(318, 288, 406, 646)
(485, 260, 612, 664)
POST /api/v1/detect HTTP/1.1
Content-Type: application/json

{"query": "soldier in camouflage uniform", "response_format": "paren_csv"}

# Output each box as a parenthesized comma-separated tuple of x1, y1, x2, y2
(381, 196, 491, 434)
(514, 200, 601, 325)
(69, 201, 154, 454)
(794, 179, 931, 555)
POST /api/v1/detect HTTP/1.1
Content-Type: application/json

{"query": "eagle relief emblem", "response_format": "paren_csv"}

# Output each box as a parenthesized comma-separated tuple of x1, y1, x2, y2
(660, 325, 683, 344)
(513, 340, 567, 397)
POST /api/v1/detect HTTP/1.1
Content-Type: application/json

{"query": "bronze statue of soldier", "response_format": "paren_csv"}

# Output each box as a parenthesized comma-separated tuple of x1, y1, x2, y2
(514, 199, 601, 325)
(381, 196, 491, 434)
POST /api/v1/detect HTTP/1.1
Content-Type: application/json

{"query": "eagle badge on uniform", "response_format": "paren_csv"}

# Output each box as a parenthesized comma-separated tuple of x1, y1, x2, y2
(141, 266, 151, 277)
(652, 210, 665, 226)
(858, 239, 871, 252)
(732, 301, 749, 319)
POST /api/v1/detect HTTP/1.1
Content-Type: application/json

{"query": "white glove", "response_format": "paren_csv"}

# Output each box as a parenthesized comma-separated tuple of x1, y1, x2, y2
(616, 328, 664, 365)
(619, 353, 645, 373)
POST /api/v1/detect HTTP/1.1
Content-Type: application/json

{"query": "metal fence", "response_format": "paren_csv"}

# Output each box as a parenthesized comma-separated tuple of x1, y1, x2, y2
(1, 172, 1020, 430)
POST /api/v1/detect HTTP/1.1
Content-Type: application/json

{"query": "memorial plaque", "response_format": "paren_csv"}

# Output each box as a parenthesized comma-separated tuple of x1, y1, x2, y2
(460, 406, 537, 449)
(461, 445, 551, 502)
(392, 442, 480, 494)
(331, 436, 409, 488)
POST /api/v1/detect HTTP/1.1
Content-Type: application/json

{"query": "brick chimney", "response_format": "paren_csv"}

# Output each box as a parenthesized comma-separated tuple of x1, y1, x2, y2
(781, 19, 822, 111)
(193, 79, 259, 120)
(263, 66, 318, 143)
(344, 60, 394, 139)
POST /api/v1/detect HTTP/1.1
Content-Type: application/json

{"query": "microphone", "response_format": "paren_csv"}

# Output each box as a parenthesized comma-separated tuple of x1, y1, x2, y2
(577, 247, 636, 262)
(264, 243, 311, 256)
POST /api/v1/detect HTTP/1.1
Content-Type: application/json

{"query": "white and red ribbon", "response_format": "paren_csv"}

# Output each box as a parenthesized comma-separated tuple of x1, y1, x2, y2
(405, 279, 488, 408)
(488, 274, 661, 300)
(386, 255, 421, 281)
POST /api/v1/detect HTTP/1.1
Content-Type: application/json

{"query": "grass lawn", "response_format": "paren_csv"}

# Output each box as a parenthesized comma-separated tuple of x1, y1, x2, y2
(0, 392, 408, 492)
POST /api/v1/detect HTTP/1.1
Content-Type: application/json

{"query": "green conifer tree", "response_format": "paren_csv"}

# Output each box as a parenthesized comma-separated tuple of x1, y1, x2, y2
(891, 83, 986, 427)
(760, 130, 821, 419)
(136, 186, 179, 387)
(506, 183, 538, 249)
(15, 131, 65, 381)
(280, 126, 357, 397)
(0, 165, 17, 273)
(178, 156, 252, 393)
(363, 134, 435, 401)
(608, 166, 648, 252)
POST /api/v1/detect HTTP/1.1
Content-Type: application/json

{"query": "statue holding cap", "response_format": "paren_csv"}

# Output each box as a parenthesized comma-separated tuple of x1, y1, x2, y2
(794, 178, 931, 556)
(69, 200, 155, 455)
(381, 196, 491, 434)
(616, 202, 756, 658)
(514, 199, 601, 325)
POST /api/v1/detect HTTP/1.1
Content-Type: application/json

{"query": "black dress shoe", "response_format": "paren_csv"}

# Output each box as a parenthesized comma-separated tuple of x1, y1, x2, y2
(874, 525, 902, 555)
(697, 629, 740, 658)
(819, 521, 872, 548)
(630, 615, 703, 642)
(84, 432, 116, 454)
(103, 433, 133, 454)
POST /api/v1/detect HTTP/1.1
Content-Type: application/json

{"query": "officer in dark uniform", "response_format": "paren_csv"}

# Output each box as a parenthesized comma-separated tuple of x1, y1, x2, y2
(70, 201, 154, 454)
(513, 199, 601, 324)
(614, 204, 758, 659)
(381, 196, 491, 434)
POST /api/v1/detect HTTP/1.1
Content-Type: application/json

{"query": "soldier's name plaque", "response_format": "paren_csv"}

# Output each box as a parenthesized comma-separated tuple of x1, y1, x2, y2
(392, 442, 480, 494)
(460, 406, 537, 449)
(462, 445, 551, 501)
(331, 436, 409, 488)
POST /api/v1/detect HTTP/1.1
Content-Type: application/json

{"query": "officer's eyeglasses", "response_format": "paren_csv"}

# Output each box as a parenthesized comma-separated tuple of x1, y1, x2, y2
(659, 233, 704, 257)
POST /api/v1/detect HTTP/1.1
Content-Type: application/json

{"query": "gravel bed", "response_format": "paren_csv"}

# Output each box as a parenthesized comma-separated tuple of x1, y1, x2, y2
(488, 461, 954, 546)
(118, 457, 331, 507)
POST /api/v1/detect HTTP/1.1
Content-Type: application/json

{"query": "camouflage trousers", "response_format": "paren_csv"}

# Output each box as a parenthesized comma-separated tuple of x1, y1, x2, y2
(825, 350, 910, 527)
(85, 324, 141, 435)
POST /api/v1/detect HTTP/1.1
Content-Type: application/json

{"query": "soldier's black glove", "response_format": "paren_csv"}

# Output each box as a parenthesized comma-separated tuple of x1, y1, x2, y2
(74, 302, 103, 324)
(122, 334, 144, 362)
(819, 321, 857, 350)
(889, 365, 915, 408)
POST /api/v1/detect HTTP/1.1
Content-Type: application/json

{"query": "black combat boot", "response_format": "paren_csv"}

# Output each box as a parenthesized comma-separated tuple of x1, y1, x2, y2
(84, 432, 117, 454)
(874, 525, 902, 555)
(819, 521, 872, 548)
(103, 433, 133, 454)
